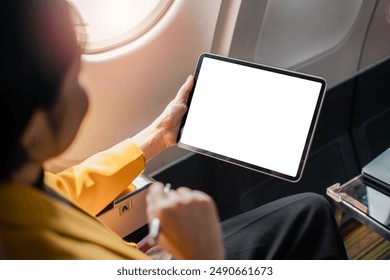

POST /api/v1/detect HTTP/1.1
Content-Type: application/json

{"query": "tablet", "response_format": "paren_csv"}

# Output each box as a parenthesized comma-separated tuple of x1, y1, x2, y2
(177, 53, 326, 182)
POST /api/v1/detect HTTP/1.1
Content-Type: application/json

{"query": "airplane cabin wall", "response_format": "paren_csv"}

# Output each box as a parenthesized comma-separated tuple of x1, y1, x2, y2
(360, 0, 390, 67)
(222, 0, 380, 87)
(45, 0, 222, 173)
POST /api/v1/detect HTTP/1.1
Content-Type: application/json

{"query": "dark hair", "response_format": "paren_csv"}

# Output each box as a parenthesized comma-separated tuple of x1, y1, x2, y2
(0, 1, 82, 181)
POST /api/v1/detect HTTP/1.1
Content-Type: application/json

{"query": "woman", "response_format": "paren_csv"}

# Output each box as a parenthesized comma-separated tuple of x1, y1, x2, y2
(0, 0, 347, 259)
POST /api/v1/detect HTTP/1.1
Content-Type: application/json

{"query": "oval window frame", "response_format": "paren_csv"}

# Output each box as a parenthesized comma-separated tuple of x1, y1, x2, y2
(68, 0, 173, 54)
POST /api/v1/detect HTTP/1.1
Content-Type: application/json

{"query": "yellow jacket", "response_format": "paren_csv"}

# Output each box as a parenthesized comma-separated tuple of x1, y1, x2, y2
(0, 139, 150, 259)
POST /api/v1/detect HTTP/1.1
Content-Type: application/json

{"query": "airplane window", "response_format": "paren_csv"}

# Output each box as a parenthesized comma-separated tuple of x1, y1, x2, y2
(68, 0, 173, 53)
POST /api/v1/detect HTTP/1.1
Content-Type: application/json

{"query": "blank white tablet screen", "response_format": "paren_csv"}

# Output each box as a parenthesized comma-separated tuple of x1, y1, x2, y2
(179, 56, 324, 180)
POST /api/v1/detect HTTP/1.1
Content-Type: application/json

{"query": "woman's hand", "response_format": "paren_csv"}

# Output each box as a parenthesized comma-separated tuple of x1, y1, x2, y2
(146, 182, 225, 260)
(151, 75, 194, 148)
(133, 75, 194, 161)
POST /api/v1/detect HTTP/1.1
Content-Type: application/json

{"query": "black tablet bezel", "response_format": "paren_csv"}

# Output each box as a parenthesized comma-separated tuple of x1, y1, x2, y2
(177, 53, 326, 182)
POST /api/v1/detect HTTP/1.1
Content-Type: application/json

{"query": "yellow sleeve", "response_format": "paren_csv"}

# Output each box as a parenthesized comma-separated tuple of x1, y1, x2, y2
(44, 139, 145, 216)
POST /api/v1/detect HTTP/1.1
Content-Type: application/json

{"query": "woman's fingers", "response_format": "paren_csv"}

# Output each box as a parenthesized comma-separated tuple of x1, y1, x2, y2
(146, 182, 225, 259)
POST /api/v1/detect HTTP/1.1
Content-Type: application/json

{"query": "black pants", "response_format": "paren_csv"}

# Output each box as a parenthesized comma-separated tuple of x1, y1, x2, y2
(221, 192, 348, 259)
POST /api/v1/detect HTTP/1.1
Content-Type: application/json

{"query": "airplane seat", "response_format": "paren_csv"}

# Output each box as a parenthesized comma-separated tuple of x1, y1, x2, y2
(97, 173, 155, 243)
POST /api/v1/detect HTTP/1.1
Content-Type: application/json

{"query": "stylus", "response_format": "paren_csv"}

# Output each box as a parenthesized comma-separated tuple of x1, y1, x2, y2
(148, 183, 172, 246)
